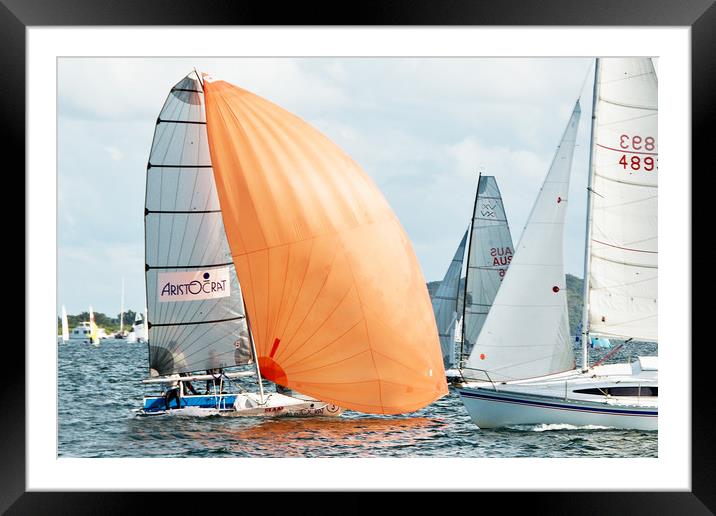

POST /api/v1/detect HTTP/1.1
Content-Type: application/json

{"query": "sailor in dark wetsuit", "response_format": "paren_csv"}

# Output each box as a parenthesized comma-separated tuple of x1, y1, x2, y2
(180, 372, 198, 395)
(205, 368, 224, 394)
(164, 374, 181, 410)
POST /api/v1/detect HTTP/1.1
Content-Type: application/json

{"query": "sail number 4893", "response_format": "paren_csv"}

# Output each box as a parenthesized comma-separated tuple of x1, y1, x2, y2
(619, 155, 656, 171)
(618, 134, 657, 172)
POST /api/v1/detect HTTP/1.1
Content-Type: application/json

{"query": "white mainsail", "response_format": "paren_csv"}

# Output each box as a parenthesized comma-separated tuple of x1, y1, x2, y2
(461, 176, 515, 364)
(144, 72, 252, 376)
(464, 102, 581, 382)
(143, 307, 149, 343)
(431, 230, 468, 368)
(585, 58, 658, 343)
(61, 305, 69, 342)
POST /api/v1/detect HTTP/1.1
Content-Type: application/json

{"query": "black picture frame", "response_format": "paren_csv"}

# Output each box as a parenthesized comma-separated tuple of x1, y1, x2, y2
(7, 0, 710, 512)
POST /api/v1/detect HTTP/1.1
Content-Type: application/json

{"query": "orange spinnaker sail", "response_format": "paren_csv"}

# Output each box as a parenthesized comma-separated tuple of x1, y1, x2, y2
(203, 76, 447, 414)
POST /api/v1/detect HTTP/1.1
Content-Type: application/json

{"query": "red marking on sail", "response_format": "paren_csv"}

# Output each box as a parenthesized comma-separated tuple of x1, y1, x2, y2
(552, 286, 560, 293)
(270, 338, 280, 358)
(259, 357, 288, 385)
(596, 143, 657, 156)
(592, 239, 657, 254)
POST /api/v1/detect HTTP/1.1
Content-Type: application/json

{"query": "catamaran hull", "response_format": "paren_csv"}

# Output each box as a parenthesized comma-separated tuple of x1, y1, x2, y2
(140, 392, 344, 418)
(457, 387, 657, 431)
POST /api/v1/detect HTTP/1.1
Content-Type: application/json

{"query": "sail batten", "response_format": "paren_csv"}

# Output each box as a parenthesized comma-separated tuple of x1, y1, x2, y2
(203, 76, 447, 414)
(464, 103, 581, 382)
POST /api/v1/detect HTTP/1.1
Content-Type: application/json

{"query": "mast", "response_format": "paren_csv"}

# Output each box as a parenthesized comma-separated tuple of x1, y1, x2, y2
(580, 58, 600, 372)
(243, 301, 265, 403)
(460, 172, 481, 367)
(193, 68, 204, 90)
(120, 277, 125, 334)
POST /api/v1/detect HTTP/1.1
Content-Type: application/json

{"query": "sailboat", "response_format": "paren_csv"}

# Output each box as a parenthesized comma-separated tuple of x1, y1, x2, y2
(139, 71, 447, 417)
(88, 305, 100, 347)
(457, 58, 657, 431)
(432, 174, 515, 384)
(126, 312, 144, 343)
(58, 305, 69, 343)
(114, 278, 128, 339)
(431, 229, 467, 378)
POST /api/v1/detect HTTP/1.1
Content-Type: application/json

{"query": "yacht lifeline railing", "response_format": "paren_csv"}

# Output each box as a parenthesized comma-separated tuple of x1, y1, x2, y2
(457, 367, 498, 391)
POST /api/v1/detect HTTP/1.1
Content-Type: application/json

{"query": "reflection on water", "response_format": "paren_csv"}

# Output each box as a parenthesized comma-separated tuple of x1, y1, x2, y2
(59, 339, 658, 458)
(223, 416, 447, 457)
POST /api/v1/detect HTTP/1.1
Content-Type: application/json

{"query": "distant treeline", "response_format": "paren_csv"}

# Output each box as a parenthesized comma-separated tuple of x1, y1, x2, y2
(427, 273, 584, 337)
(58, 310, 139, 333)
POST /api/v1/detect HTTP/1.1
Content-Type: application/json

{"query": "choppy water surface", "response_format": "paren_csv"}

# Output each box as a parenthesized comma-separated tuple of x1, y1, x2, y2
(58, 339, 657, 458)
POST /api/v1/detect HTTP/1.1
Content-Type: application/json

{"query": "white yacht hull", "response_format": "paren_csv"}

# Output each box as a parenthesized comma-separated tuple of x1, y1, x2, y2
(458, 386, 656, 430)
(457, 359, 657, 431)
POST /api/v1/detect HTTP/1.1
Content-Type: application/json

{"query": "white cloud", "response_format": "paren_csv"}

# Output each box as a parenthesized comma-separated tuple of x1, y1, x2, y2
(447, 136, 548, 183)
(58, 57, 350, 122)
(104, 146, 124, 161)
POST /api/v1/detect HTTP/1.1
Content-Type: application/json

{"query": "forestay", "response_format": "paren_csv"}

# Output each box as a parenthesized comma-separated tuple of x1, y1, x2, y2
(144, 72, 253, 376)
(431, 230, 468, 368)
(461, 176, 514, 362)
(464, 103, 581, 382)
(587, 58, 658, 342)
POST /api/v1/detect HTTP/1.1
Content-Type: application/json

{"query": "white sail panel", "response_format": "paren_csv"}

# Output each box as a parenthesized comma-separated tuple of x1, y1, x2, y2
(464, 103, 581, 381)
(462, 176, 515, 363)
(431, 230, 468, 368)
(588, 58, 658, 342)
(61, 305, 69, 341)
(144, 72, 252, 376)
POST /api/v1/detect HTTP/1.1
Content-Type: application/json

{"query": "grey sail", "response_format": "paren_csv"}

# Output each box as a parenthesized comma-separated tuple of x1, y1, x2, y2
(144, 72, 253, 376)
(431, 230, 468, 368)
(461, 176, 514, 363)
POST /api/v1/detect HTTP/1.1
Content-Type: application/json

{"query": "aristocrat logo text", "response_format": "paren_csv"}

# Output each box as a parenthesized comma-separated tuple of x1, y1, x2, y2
(158, 268, 231, 302)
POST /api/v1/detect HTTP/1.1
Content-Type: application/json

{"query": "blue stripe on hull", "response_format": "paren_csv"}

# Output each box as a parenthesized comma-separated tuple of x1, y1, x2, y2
(458, 389, 658, 417)
(143, 395, 237, 413)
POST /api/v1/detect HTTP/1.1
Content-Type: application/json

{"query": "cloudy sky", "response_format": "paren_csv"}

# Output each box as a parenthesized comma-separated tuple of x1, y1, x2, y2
(58, 57, 598, 317)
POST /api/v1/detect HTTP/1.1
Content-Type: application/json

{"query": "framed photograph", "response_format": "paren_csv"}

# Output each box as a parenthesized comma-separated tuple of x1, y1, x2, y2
(10, 0, 709, 512)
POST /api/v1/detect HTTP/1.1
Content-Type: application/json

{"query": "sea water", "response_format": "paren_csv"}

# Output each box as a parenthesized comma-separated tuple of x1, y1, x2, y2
(58, 339, 657, 458)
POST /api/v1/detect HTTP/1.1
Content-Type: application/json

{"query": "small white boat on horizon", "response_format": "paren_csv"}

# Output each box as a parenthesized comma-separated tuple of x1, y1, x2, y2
(126, 312, 147, 344)
(69, 321, 108, 344)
